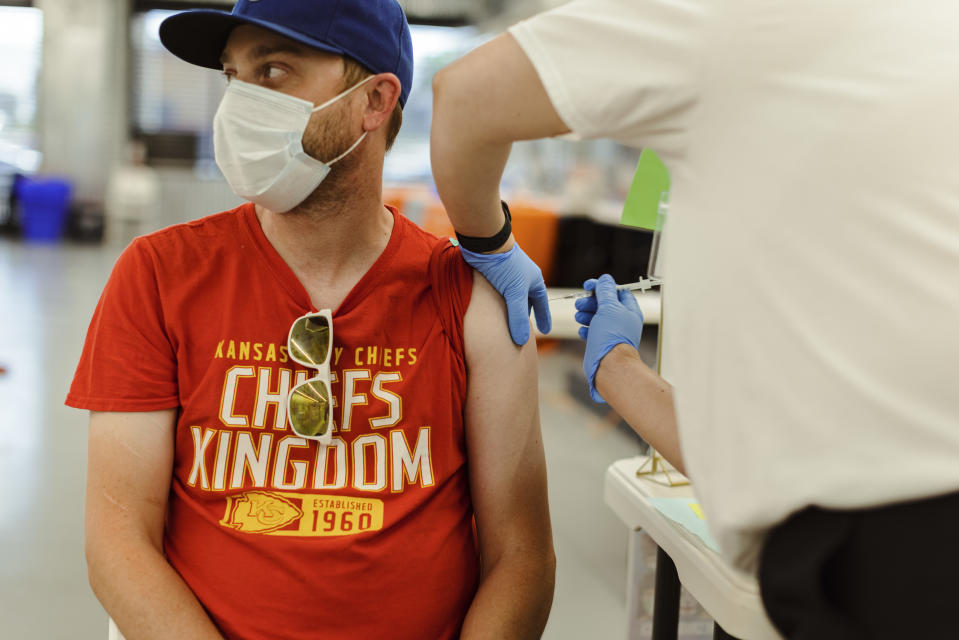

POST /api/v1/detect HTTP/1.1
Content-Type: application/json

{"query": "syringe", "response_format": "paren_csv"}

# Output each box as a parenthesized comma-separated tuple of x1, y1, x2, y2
(549, 277, 662, 301)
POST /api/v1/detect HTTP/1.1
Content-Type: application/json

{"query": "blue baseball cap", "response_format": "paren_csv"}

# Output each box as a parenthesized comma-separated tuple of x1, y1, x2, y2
(159, 0, 414, 107)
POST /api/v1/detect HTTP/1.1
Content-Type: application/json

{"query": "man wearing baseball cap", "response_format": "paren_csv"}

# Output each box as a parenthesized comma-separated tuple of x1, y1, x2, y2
(68, 2, 555, 638)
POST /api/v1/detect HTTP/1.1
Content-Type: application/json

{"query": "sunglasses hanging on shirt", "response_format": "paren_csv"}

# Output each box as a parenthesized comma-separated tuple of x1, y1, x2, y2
(287, 310, 334, 445)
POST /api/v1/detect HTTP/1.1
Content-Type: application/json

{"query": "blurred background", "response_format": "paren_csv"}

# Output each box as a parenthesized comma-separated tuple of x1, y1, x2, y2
(0, 0, 699, 638)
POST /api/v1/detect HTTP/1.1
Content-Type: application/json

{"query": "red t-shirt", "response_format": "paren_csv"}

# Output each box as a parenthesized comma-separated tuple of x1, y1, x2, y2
(67, 203, 478, 639)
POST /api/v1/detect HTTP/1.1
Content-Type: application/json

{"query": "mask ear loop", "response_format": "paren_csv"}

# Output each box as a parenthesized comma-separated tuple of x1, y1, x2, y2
(311, 74, 375, 113)
(313, 75, 375, 165)
(327, 131, 368, 166)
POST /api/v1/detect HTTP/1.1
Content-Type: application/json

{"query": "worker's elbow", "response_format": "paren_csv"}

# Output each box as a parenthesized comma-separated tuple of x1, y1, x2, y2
(431, 65, 454, 119)
(432, 65, 450, 102)
(431, 63, 468, 119)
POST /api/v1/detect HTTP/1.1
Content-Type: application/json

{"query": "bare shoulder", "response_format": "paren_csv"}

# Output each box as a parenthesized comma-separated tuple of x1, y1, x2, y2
(464, 271, 507, 335)
(463, 270, 537, 376)
(464, 272, 513, 360)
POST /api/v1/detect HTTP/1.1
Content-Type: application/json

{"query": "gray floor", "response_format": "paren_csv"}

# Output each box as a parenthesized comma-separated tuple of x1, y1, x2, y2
(0, 236, 646, 639)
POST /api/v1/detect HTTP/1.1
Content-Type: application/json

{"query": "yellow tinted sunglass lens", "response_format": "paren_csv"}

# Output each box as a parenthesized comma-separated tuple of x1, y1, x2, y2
(290, 315, 331, 366)
(289, 380, 331, 437)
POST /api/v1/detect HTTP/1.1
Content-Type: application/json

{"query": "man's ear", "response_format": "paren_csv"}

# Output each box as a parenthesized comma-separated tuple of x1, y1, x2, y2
(362, 73, 402, 132)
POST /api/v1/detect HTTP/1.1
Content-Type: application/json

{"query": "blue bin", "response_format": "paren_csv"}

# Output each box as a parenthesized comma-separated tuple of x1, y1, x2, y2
(17, 177, 72, 242)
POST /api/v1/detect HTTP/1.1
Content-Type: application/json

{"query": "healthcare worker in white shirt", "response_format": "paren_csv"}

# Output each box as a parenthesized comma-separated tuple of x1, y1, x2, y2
(431, 0, 959, 638)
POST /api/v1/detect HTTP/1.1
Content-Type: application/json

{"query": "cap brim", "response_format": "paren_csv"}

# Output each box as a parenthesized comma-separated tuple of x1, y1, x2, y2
(159, 9, 346, 70)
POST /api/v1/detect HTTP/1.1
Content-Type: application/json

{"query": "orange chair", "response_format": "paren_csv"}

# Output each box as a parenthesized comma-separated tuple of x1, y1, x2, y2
(418, 198, 559, 283)
(508, 201, 559, 284)
(419, 200, 455, 239)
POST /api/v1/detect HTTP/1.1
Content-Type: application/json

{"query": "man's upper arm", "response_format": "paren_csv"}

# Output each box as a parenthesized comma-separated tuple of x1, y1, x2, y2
(463, 272, 552, 562)
(86, 410, 177, 552)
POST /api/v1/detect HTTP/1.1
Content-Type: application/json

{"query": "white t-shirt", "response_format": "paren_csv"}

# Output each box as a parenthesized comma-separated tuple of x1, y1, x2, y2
(511, 0, 959, 571)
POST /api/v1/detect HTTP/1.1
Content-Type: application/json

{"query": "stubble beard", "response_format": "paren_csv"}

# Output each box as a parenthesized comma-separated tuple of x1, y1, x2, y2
(303, 100, 355, 165)
(292, 103, 362, 217)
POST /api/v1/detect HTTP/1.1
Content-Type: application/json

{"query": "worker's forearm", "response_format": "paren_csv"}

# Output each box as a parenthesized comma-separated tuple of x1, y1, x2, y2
(460, 551, 556, 640)
(87, 539, 223, 639)
(431, 67, 512, 239)
(431, 33, 570, 242)
(596, 344, 685, 474)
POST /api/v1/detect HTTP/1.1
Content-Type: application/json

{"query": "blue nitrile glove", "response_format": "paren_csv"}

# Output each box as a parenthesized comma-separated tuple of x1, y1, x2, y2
(574, 274, 644, 403)
(459, 243, 551, 346)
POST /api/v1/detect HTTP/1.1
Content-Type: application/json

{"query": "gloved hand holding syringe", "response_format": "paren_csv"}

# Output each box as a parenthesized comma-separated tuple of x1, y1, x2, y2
(549, 277, 662, 301)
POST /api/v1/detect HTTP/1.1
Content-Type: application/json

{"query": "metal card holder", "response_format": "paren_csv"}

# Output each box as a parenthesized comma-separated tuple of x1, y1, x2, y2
(636, 451, 689, 487)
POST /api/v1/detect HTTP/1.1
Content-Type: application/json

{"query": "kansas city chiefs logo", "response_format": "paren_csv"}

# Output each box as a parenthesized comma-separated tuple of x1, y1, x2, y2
(221, 490, 303, 534)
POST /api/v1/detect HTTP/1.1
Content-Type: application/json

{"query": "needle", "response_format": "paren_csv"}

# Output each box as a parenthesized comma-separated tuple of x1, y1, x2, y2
(549, 277, 662, 301)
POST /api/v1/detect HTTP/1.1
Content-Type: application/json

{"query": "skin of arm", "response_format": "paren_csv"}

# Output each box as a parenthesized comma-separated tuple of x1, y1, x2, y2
(459, 272, 556, 639)
(595, 345, 685, 474)
(431, 33, 571, 245)
(85, 410, 223, 639)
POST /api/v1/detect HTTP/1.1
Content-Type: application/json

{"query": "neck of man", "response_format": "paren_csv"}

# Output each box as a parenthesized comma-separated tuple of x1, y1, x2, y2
(255, 148, 394, 311)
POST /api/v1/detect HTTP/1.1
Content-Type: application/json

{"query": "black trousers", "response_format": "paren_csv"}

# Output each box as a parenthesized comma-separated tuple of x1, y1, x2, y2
(758, 491, 959, 640)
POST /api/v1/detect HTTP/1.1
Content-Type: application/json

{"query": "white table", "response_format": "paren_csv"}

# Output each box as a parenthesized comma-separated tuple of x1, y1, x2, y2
(604, 456, 781, 640)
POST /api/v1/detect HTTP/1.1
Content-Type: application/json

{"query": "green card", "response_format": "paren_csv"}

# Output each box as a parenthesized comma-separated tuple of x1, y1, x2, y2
(621, 149, 670, 230)
(649, 497, 720, 553)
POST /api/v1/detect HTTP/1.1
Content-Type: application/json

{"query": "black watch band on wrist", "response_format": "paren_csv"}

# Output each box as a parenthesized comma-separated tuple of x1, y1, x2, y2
(455, 201, 512, 253)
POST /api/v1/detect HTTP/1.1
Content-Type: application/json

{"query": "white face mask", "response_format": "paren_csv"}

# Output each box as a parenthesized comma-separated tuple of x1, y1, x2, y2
(213, 76, 373, 213)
